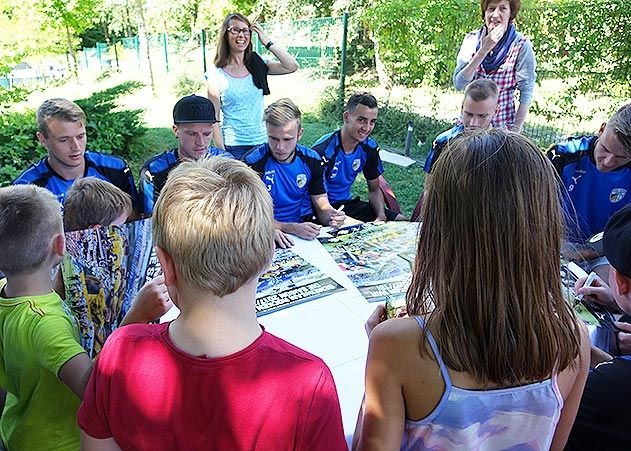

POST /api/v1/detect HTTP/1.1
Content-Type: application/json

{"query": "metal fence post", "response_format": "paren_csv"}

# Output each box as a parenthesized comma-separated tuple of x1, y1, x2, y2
(201, 29, 207, 74)
(162, 33, 169, 73)
(339, 12, 349, 107)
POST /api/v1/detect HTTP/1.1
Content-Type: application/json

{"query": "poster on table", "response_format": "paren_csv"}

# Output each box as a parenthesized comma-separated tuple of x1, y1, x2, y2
(256, 248, 344, 316)
(560, 260, 615, 329)
(319, 222, 419, 302)
(62, 219, 157, 358)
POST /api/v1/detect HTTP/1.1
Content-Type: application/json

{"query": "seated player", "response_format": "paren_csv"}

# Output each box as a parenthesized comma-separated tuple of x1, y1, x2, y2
(423, 79, 499, 174)
(566, 205, 631, 450)
(246, 98, 345, 248)
(139, 94, 231, 216)
(412, 79, 499, 219)
(312, 92, 406, 222)
(13, 98, 138, 207)
(0, 185, 92, 450)
(78, 157, 347, 450)
(547, 103, 631, 274)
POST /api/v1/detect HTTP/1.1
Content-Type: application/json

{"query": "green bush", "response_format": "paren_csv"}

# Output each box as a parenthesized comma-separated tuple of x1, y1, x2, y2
(74, 80, 147, 161)
(0, 109, 41, 186)
(172, 72, 205, 98)
(0, 81, 147, 186)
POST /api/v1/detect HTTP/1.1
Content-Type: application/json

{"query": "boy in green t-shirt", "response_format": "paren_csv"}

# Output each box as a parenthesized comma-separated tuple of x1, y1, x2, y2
(0, 185, 92, 450)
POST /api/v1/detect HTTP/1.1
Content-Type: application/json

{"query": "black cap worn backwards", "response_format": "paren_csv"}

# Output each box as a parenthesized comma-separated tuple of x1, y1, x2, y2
(173, 94, 218, 124)
(603, 205, 631, 279)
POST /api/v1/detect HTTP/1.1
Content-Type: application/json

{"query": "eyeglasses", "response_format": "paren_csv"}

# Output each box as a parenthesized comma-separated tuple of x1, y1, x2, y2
(227, 27, 251, 36)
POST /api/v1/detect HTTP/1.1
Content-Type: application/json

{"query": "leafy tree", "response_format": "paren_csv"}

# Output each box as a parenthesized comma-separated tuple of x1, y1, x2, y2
(38, 0, 102, 79)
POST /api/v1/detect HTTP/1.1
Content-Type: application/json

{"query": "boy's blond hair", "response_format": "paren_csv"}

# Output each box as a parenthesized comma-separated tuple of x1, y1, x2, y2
(63, 177, 132, 232)
(0, 185, 62, 276)
(152, 157, 274, 296)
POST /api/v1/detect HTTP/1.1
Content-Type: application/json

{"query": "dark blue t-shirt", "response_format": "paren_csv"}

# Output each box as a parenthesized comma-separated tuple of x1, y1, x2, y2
(246, 144, 325, 223)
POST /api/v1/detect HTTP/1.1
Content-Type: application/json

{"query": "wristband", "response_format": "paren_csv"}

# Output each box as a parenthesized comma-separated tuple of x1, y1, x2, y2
(264, 41, 274, 50)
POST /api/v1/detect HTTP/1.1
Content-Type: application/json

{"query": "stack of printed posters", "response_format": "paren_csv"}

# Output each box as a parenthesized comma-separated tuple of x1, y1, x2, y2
(318, 222, 420, 304)
(256, 248, 344, 316)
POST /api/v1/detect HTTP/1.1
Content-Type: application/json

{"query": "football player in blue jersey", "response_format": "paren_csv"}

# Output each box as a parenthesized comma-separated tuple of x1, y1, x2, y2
(13, 99, 138, 207)
(138, 95, 231, 216)
(548, 103, 631, 276)
(312, 92, 407, 223)
(246, 99, 345, 248)
(412, 79, 499, 219)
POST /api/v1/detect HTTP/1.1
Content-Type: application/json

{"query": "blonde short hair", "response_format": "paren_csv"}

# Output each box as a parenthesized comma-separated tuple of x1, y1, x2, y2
(63, 177, 133, 232)
(0, 185, 62, 276)
(37, 98, 85, 138)
(152, 157, 274, 296)
(263, 98, 302, 129)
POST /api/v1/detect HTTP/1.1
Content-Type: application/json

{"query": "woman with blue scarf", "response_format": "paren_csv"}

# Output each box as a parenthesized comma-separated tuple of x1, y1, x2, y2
(453, 0, 535, 132)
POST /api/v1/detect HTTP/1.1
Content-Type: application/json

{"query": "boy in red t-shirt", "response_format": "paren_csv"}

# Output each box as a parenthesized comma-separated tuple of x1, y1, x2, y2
(78, 157, 347, 450)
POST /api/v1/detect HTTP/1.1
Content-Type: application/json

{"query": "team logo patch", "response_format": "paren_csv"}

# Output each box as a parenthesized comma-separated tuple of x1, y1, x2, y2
(609, 188, 627, 203)
(296, 173, 307, 188)
(352, 158, 361, 172)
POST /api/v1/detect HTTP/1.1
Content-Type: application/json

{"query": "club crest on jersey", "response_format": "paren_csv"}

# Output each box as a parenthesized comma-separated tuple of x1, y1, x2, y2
(352, 158, 361, 172)
(296, 173, 307, 188)
(609, 188, 627, 203)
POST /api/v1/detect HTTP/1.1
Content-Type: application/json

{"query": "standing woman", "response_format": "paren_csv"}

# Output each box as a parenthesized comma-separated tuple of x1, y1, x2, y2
(207, 13, 298, 160)
(353, 129, 590, 451)
(453, 0, 535, 132)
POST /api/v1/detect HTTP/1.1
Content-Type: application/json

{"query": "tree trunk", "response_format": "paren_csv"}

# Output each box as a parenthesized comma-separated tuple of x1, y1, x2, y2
(65, 24, 79, 81)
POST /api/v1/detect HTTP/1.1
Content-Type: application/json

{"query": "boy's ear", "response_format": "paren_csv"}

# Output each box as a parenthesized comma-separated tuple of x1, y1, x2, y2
(52, 233, 65, 258)
(598, 122, 607, 135)
(155, 246, 176, 286)
(613, 268, 631, 296)
(36, 131, 48, 149)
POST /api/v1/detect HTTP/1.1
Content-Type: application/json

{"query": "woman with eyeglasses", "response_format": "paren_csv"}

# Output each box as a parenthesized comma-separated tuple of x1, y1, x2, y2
(206, 13, 298, 160)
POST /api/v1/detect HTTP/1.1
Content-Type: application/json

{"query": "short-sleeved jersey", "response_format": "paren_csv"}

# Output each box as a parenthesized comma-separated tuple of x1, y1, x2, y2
(78, 323, 347, 450)
(424, 124, 464, 174)
(13, 151, 138, 206)
(246, 144, 326, 223)
(547, 135, 631, 242)
(139, 147, 231, 216)
(0, 279, 86, 450)
(311, 130, 383, 204)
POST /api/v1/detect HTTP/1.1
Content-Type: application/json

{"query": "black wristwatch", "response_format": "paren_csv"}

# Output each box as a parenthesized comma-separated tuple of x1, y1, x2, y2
(264, 41, 274, 50)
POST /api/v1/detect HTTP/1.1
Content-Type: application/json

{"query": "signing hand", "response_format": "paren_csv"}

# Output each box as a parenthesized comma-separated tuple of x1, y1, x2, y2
(328, 208, 346, 228)
(274, 229, 294, 249)
(574, 275, 619, 312)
